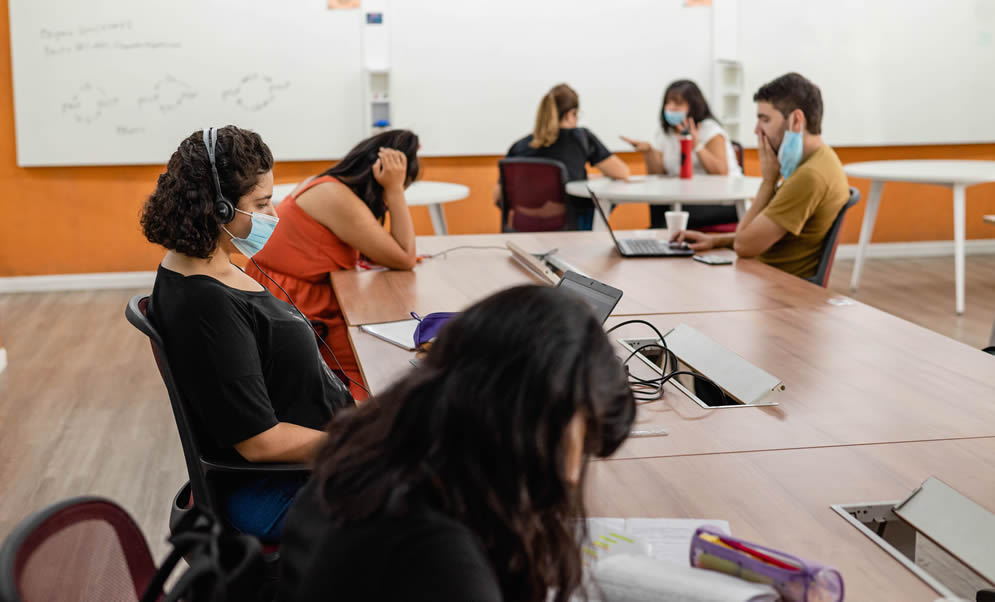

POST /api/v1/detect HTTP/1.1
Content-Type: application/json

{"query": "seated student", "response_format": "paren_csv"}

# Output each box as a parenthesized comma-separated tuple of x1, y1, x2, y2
(141, 126, 354, 542)
(245, 130, 420, 401)
(673, 73, 850, 279)
(497, 83, 630, 230)
(278, 285, 637, 602)
(622, 79, 742, 229)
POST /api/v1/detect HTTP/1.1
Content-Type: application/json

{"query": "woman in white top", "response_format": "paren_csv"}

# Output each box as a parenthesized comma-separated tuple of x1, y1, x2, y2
(622, 79, 742, 229)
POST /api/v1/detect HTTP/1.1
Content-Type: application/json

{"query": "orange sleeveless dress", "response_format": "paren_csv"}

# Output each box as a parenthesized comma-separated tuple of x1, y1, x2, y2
(245, 176, 366, 400)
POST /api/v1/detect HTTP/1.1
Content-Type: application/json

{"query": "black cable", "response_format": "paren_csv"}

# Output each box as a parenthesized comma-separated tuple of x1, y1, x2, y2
(608, 319, 727, 405)
(423, 245, 508, 259)
(245, 258, 370, 396)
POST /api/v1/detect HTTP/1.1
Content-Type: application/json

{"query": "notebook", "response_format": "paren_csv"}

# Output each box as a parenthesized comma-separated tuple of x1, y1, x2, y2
(358, 319, 419, 351)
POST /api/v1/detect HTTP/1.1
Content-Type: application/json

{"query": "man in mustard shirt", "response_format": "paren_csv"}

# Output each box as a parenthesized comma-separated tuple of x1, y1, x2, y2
(674, 72, 850, 279)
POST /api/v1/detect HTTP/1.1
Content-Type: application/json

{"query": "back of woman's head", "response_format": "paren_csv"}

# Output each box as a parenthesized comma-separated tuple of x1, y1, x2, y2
(314, 284, 635, 601)
(531, 83, 580, 148)
(141, 125, 272, 258)
(661, 79, 717, 133)
(320, 129, 420, 220)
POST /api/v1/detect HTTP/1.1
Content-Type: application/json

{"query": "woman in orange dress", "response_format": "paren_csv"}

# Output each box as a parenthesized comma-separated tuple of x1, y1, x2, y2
(246, 130, 420, 400)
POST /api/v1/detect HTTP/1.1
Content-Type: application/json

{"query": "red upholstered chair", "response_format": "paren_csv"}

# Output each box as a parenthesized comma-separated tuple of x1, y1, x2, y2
(498, 158, 572, 232)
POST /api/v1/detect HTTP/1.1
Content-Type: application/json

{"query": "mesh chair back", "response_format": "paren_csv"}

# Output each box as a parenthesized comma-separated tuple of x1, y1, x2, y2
(0, 497, 155, 602)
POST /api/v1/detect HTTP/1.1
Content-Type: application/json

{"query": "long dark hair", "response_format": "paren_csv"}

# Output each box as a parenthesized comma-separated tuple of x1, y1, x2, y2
(661, 79, 718, 134)
(318, 129, 420, 220)
(313, 285, 636, 602)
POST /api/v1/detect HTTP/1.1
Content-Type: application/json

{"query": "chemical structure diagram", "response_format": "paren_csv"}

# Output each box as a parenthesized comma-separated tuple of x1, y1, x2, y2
(221, 73, 290, 111)
(137, 75, 197, 112)
(61, 82, 119, 124)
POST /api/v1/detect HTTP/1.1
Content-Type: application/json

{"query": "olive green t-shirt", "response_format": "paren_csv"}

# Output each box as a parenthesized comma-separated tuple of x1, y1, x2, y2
(758, 145, 850, 278)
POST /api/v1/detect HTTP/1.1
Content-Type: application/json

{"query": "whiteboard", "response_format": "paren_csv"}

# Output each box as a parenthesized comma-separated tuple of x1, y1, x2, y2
(388, 0, 713, 157)
(738, 0, 995, 148)
(9, 0, 364, 166)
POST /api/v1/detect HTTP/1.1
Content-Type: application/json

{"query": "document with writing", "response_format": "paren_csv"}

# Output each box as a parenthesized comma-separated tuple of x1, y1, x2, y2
(587, 517, 730, 566)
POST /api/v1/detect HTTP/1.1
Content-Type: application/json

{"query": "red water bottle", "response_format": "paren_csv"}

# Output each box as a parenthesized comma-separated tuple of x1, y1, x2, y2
(679, 131, 694, 179)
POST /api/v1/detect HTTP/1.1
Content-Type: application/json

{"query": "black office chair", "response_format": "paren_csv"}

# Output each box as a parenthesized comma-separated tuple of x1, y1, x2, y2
(125, 295, 307, 562)
(805, 187, 861, 288)
(498, 157, 573, 232)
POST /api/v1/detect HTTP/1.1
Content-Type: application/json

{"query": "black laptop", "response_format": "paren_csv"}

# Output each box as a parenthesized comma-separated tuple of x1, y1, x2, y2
(590, 188, 695, 258)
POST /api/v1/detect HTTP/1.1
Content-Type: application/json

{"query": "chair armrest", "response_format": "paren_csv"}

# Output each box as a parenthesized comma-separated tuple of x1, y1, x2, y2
(201, 458, 311, 473)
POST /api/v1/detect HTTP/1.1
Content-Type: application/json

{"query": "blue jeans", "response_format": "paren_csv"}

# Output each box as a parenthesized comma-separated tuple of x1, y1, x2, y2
(222, 474, 308, 543)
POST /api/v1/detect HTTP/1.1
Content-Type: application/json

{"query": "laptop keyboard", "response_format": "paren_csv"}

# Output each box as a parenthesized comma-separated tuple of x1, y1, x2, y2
(624, 239, 667, 255)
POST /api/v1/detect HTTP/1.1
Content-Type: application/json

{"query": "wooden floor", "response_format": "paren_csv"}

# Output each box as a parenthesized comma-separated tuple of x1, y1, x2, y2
(828, 255, 995, 350)
(0, 255, 992, 563)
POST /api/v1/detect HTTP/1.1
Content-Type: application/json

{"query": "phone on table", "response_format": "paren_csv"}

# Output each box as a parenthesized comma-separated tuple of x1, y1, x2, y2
(692, 254, 734, 266)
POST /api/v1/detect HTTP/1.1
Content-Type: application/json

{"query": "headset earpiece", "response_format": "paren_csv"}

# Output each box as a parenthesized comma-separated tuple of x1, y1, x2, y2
(203, 127, 235, 224)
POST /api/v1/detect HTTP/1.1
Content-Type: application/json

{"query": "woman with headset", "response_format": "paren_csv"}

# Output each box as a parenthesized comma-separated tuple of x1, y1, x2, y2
(141, 126, 354, 543)
(245, 129, 420, 401)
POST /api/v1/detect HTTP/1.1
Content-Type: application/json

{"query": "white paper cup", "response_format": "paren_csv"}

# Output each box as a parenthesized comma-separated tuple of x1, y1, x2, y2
(665, 210, 690, 234)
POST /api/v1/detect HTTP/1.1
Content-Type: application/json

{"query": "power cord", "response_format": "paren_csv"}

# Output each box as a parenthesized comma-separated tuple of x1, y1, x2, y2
(422, 245, 508, 259)
(244, 257, 370, 396)
(607, 319, 726, 405)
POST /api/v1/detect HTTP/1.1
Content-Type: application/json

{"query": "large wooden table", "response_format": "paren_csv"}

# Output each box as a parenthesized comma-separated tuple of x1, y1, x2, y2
(349, 302, 995, 460)
(587, 438, 995, 601)
(335, 231, 995, 600)
(331, 232, 834, 326)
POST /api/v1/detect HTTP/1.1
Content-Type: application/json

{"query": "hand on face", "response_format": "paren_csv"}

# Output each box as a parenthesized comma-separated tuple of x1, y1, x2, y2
(757, 129, 781, 182)
(683, 117, 700, 145)
(372, 147, 408, 190)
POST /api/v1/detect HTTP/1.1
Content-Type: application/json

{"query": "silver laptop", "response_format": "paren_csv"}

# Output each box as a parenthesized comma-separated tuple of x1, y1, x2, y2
(590, 188, 695, 258)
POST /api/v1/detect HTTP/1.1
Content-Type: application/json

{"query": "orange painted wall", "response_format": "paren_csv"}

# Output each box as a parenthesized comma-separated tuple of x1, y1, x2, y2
(1, 2, 993, 277)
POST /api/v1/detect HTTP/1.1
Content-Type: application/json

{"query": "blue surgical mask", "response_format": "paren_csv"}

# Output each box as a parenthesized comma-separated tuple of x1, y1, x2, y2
(225, 209, 278, 258)
(664, 110, 686, 127)
(777, 125, 804, 179)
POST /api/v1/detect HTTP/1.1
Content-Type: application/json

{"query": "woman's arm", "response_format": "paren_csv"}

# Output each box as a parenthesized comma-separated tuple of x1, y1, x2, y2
(695, 132, 730, 175)
(297, 149, 418, 270)
(620, 136, 664, 174)
(235, 423, 327, 463)
(594, 155, 631, 181)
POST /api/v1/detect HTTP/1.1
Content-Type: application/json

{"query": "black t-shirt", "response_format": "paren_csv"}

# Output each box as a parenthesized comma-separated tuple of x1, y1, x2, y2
(278, 479, 503, 601)
(506, 127, 613, 183)
(149, 265, 353, 460)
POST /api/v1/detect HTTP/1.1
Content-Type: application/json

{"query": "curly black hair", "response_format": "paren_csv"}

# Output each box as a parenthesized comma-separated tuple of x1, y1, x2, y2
(141, 126, 273, 259)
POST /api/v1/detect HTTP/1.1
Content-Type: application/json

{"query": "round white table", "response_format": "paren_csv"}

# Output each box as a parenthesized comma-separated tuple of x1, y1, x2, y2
(403, 181, 470, 235)
(272, 180, 469, 236)
(566, 174, 763, 230)
(843, 160, 995, 315)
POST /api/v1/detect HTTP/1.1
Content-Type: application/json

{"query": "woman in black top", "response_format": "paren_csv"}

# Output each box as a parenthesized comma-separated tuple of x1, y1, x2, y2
(140, 126, 353, 542)
(278, 285, 637, 601)
(499, 83, 630, 230)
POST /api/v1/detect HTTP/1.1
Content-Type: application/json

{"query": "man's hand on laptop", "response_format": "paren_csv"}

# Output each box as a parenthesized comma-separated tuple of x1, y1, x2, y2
(671, 229, 715, 252)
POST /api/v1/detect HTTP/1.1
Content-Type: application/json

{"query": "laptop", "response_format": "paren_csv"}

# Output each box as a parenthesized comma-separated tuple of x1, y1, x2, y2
(556, 270, 622, 324)
(590, 188, 695, 258)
